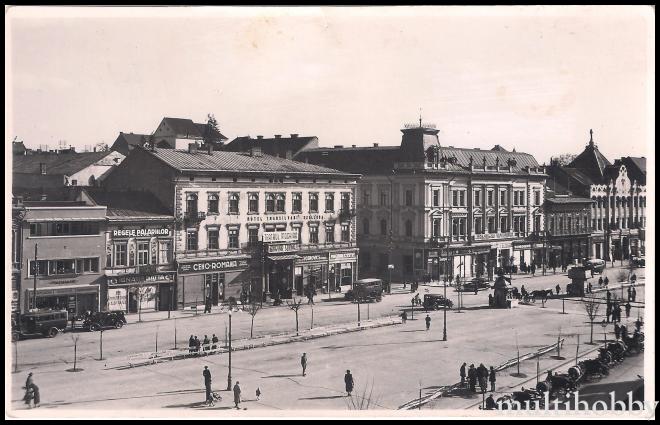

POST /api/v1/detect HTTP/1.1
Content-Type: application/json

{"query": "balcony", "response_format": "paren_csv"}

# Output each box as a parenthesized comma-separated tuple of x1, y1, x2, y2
(183, 211, 206, 225)
(338, 209, 356, 222)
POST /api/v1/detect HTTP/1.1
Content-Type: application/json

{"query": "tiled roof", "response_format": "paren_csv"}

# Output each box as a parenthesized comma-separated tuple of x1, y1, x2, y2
(86, 189, 172, 218)
(567, 142, 612, 181)
(225, 135, 317, 157)
(545, 196, 594, 204)
(12, 152, 113, 175)
(117, 132, 150, 147)
(438, 147, 540, 173)
(162, 117, 227, 141)
(146, 148, 358, 177)
(12, 186, 89, 202)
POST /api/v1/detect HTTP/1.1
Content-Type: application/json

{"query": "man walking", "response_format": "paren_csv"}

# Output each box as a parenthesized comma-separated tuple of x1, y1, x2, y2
(625, 302, 632, 319)
(605, 303, 612, 323)
(631, 287, 637, 302)
(598, 276, 603, 288)
(555, 284, 561, 296)
(468, 364, 477, 392)
(233, 381, 242, 409)
(211, 334, 219, 351)
(344, 370, 354, 396)
(203, 366, 212, 405)
(425, 314, 431, 331)
(489, 366, 496, 392)
(188, 335, 195, 353)
(301, 353, 307, 377)
(614, 323, 621, 340)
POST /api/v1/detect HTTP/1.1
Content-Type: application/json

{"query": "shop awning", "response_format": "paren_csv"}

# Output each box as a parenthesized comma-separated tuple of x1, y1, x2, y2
(267, 255, 302, 261)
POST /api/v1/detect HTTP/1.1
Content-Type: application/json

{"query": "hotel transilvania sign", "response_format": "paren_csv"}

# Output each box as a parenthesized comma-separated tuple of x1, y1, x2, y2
(178, 258, 250, 275)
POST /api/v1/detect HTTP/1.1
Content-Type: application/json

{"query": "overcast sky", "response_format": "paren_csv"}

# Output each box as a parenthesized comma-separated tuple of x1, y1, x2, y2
(6, 6, 654, 164)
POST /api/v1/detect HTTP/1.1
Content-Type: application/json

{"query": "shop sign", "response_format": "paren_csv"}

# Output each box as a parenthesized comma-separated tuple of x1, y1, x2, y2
(178, 258, 249, 275)
(297, 254, 327, 264)
(329, 252, 356, 262)
(263, 231, 298, 243)
(248, 214, 333, 223)
(11, 290, 19, 311)
(107, 272, 175, 285)
(112, 228, 171, 238)
(443, 247, 491, 256)
(267, 243, 299, 254)
(513, 243, 532, 250)
(68, 295, 76, 311)
(107, 287, 127, 311)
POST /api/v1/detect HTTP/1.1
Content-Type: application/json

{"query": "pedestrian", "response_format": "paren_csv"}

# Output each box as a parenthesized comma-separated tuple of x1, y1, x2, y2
(194, 336, 201, 354)
(531, 264, 536, 276)
(489, 366, 496, 392)
(477, 363, 488, 393)
(485, 394, 497, 410)
(31, 384, 40, 408)
(635, 318, 642, 332)
(203, 366, 212, 404)
(631, 273, 637, 283)
(256, 387, 261, 401)
(468, 364, 477, 392)
(615, 304, 622, 323)
(23, 373, 34, 407)
(301, 353, 307, 377)
(604, 276, 609, 287)
(425, 314, 431, 331)
(233, 381, 242, 409)
(625, 302, 632, 318)
(203, 335, 210, 352)
(204, 297, 211, 314)
(627, 286, 632, 301)
(614, 323, 621, 340)
(555, 284, 561, 296)
(460, 363, 467, 386)
(401, 311, 407, 324)
(598, 277, 603, 288)
(211, 334, 219, 351)
(621, 325, 628, 341)
(631, 287, 637, 302)
(553, 265, 557, 274)
(344, 370, 354, 396)
(189, 335, 195, 353)
(605, 304, 612, 323)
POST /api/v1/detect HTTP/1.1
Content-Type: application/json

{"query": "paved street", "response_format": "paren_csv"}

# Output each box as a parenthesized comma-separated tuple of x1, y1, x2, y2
(9, 265, 645, 412)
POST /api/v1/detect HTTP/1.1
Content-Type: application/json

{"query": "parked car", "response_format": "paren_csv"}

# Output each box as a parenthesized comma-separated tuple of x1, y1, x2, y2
(584, 258, 606, 273)
(423, 294, 453, 310)
(345, 278, 383, 303)
(83, 311, 127, 331)
(460, 277, 490, 292)
(631, 256, 645, 268)
(12, 310, 68, 340)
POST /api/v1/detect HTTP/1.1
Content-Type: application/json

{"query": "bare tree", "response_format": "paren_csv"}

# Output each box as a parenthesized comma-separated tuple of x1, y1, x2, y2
(583, 295, 601, 344)
(247, 300, 261, 339)
(286, 298, 304, 336)
(131, 286, 154, 323)
(71, 334, 80, 371)
(554, 153, 577, 166)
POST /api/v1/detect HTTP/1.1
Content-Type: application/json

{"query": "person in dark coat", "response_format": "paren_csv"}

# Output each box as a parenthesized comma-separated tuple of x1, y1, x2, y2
(614, 323, 621, 340)
(598, 277, 603, 288)
(489, 366, 496, 392)
(555, 284, 561, 296)
(625, 302, 632, 318)
(233, 381, 241, 409)
(485, 394, 497, 410)
(203, 366, 212, 404)
(620, 325, 628, 341)
(344, 370, 354, 396)
(31, 384, 40, 408)
(605, 304, 612, 323)
(425, 314, 431, 331)
(301, 353, 307, 377)
(531, 264, 536, 276)
(211, 334, 219, 351)
(627, 286, 633, 301)
(401, 311, 407, 324)
(631, 287, 637, 302)
(468, 364, 477, 392)
(460, 363, 467, 386)
(203, 335, 210, 352)
(604, 276, 609, 287)
(194, 336, 201, 354)
(477, 364, 488, 392)
(614, 304, 622, 323)
(587, 282, 592, 294)
(189, 335, 195, 353)
(23, 373, 34, 407)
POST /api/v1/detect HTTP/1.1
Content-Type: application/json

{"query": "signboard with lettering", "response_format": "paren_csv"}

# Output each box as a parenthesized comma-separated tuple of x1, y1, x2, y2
(112, 228, 171, 238)
(330, 252, 356, 262)
(107, 272, 175, 286)
(178, 258, 250, 275)
(267, 243, 299, 254)
(107, 287, 127, 311)
(247, 214, 333, 223)
(297, 254, 328, 264)
(263, 231, 299, 243)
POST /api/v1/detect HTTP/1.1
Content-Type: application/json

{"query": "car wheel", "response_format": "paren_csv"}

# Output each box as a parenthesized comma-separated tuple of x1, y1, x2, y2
(90, 323, 100, 332)
(48, 327, 59, 338)
(115, 321, 124, 329)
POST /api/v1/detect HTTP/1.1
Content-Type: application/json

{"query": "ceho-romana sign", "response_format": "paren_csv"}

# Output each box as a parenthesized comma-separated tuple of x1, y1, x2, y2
(178, 258, 250, 275)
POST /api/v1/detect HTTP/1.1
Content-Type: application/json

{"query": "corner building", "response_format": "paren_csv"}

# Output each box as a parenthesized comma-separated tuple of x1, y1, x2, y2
(103, 146, 359, 308)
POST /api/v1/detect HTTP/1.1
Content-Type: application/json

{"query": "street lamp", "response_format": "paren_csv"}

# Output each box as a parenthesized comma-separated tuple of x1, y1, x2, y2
(443, 247, 448, 341)
(226, 310, 232, 391)
(168, 285, 173, 319)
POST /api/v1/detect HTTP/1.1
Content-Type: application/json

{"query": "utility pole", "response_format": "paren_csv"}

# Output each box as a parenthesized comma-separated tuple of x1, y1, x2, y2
(33, 244, 38, 310)
(226, 310, 232, 391)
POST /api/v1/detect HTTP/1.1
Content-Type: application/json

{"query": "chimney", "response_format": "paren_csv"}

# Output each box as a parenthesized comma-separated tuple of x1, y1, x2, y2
(40, 163, 47, 175)
(257, 135, 264, 139)
(188, 143, 198, 154)
(352, 145, 356, 148)
(207, 144, 213, 156)
(93, 147, 96, 152)
(373, 143, 379, 147)
(274, 135, 282, 139)
(250, 146, 262, 157)
(290, 134, 299, 138)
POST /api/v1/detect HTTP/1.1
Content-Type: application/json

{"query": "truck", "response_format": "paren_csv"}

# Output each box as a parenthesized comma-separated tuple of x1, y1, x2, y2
(11, 310, 69, 340)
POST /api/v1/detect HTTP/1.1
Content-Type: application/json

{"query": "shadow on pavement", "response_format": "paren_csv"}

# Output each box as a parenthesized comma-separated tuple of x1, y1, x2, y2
(442, 386, 480, 399)
(262, 374, 302, 379)
(298, 395, 346, 401)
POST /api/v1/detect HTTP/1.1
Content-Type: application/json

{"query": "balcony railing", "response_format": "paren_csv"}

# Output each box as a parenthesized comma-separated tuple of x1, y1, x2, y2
(183, 211, 206, 223)
(338, 209, 356, 221)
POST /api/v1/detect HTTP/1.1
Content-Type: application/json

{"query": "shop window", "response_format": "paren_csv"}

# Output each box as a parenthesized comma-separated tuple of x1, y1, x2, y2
(228, 228, 239, 249)
(207, 229, 219, 250)
(248, 193, 259, 213)
(207, 194, 219, 214)
(309, 193, 319, 213)
(137, 242, 150, 265)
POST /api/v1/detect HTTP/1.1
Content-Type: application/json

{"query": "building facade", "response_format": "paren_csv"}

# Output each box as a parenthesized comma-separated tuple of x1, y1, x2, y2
(102, 145, 359, 308)
(298, 123, 547, 283)
(542, 195, 594, 267)
(546, 131, 647, 264)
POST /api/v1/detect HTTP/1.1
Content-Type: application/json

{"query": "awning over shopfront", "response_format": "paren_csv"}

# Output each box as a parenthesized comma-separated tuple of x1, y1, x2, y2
(267, 254, 302, 261)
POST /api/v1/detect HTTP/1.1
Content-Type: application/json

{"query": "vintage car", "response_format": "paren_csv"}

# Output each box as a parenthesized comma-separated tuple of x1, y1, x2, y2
(423, 294, 453, 310)
(459, 277, 490, 292)
(631, 256, 645, 268)
(83, 311, 127, 331)
(12, 310, 69, 340)
(345, 278, 383, 303)
(584, 258, 606, 273)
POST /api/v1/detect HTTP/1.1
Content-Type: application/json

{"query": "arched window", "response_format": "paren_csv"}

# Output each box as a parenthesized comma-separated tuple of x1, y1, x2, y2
(363, 218, 370, 235)
(186, 193, 198, 214)
(405, 220, 413, 237)
(380, 219, 387, 236)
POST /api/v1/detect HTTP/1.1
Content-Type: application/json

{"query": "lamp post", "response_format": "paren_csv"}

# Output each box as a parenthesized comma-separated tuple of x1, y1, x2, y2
(168, 285, 173, 319)
(33, 243, 38, 310)
(226, 310, 232, 391)
(443, 247, 447, 341)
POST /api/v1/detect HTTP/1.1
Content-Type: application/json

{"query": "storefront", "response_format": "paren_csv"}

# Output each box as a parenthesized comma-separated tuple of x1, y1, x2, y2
(329, 251, 358, 289)
(296, 253, 329, 295)
(176, 256, 250, 308)
(104, 271, 176, 313)
(26, 284, 101, 316)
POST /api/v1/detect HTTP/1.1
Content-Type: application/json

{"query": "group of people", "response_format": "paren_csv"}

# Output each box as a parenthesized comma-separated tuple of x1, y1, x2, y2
(22, 373, 40, 409)
(460, 363, 497, 394)
(188, 334, 220, 354)
(202, 366, 244, 409)
(605, 290, 633, 323)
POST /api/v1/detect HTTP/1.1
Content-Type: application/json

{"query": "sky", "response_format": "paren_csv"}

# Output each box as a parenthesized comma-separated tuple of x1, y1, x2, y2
(6, 6, 655, 164)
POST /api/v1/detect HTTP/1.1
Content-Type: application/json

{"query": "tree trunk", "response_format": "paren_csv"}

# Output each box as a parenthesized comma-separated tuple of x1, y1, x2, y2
(589, 321, 594, 344)
(74, 342, 77, 371)
(295, 312, 299, 336)
(250, 316, 255, 339)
